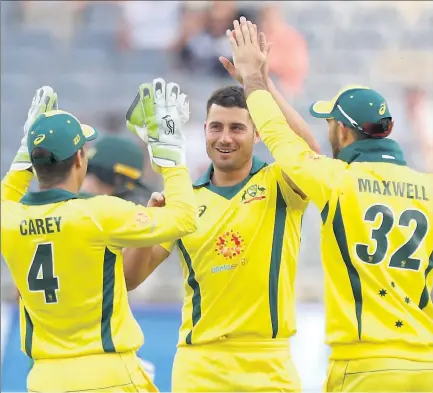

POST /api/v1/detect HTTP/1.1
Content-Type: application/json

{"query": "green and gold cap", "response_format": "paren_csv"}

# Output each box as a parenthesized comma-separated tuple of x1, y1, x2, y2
(28, 110, 98, 164)
(310, 85, 393, 138)
(87, 135, 144, 181)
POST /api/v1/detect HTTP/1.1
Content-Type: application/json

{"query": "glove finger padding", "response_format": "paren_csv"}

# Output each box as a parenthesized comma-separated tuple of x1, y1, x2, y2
(153, 78, 167, 108)
(125, 84, 153, 143)
(12, 85, 58, 171)
(141, 83, 158, 141)
(177, 93, 190, 126)
(166, 82, 180, 107)
(126, 78, 189, 171)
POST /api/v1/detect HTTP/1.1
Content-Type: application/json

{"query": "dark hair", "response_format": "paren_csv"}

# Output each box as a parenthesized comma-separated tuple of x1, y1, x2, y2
(206, 85, 247, 115)
(31, 148, 77, 188)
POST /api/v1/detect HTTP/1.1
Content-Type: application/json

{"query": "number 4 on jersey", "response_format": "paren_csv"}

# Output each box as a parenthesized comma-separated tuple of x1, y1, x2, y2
(27, 243, 59, 303)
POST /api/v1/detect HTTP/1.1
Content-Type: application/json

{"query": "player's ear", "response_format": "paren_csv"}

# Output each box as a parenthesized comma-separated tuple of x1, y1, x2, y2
(253, 129, 260, 144)
(75, 148, 85, 168)
(337, 121, 350, 143)
(203, 122, 207, 133)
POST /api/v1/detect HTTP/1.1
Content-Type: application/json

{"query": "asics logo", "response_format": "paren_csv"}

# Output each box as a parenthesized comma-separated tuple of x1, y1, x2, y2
(33, 134, 46, 145)
(198, 205, 207, 217)
(162, 115, 175, 135)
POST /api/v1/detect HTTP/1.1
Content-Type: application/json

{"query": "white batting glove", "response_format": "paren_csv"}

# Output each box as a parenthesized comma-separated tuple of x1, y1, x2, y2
(11, 86, 58, 171)
(126, 78, 189, 171)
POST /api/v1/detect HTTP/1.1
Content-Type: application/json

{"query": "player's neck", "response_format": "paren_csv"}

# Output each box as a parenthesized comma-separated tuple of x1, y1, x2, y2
(211, 160, 252, 187)
(39, 180, 79, 195)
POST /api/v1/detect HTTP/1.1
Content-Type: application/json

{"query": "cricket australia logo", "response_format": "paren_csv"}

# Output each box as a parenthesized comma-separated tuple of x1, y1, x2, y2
(162, 115, 175, 135)
(241, 184, 266, 204)
(215, 230, 245, 259)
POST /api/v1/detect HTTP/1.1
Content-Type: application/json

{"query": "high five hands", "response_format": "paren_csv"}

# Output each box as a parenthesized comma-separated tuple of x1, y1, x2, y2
(219, 16, 271, 87)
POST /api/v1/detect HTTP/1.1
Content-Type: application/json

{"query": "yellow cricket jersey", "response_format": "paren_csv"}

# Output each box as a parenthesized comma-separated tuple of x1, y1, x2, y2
(1, 167, 196, 360)
(248, 90, 433, 362)
(162, 156, 308, 347)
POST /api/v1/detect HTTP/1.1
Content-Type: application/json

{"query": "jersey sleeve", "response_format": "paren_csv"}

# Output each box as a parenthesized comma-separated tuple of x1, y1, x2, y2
(247, 90, 346, 211)
(95, 166, 198, 249)
(273, 165, 309, 213)
(1, 170, 33, 203)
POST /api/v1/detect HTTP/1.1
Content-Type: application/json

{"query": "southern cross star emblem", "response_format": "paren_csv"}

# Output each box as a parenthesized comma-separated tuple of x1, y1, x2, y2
(395, 320, 403, 328)
(379, 289, 387, 297)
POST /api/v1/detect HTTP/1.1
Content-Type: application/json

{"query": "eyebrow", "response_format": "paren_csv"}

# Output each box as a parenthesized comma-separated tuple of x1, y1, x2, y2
(208, 121, 247, 128)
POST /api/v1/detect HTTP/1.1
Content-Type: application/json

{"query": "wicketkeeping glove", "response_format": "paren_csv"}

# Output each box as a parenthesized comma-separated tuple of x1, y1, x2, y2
(11, 86, 58, 171)
(126, 78, 189, 170)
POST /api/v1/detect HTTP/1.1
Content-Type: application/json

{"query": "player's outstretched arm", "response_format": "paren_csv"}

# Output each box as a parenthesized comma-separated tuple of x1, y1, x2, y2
(227, 17, 344, 211)
(1, 86, 58, 203)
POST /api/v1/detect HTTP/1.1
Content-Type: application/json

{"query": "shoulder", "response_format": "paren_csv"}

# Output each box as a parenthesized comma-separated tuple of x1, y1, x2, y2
(1, 200, 22, 221)
(76, 195, 138, 212)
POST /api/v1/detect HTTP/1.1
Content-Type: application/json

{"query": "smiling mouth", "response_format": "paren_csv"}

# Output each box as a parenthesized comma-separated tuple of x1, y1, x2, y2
(216, 148, 234, 154)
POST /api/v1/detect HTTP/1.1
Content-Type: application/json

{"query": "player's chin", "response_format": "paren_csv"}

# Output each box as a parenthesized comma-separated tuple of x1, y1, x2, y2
(212, 154, 235, 169)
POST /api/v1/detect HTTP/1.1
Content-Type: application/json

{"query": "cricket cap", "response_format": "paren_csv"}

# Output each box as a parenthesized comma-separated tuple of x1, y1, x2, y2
(28, 110, 98, 164)
(87, 135, 144, 183)
(310, 85, 393, 138)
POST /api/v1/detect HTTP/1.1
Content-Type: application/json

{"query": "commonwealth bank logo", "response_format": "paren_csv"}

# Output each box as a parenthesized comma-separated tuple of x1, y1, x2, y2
(241, 184, 266, 204)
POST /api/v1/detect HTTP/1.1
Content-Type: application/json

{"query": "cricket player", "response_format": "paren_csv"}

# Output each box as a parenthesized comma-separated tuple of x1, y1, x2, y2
(80, 135, 152, 203)
(123, 33, 320, 393)
(228, 17, 433, 392)
(1, 79, 197, 392)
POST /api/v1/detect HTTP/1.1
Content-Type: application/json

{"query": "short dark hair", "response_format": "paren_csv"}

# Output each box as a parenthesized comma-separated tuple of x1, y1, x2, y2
(31, 148, 77, 188)
(206, 85, 247, 115)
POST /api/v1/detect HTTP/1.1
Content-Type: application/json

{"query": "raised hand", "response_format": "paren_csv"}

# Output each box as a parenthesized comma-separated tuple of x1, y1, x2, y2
(11, 86, 58, 171)
(220, 31, 272, 85)
(225, 17, 267, 81)
(126, 78, 190, 171)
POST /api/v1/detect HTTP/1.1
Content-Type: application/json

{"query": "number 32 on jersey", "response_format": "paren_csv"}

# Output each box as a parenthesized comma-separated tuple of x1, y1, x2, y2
(355, 204, 429, 271)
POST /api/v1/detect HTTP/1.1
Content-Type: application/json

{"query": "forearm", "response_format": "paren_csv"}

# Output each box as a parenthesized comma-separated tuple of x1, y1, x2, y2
(105, 166, 197, 249)
(160, 165, 197, 235)
(247, 89, 312, 165)
(123, 247, 164, 291)
(1, 169, 33, 203)
(267, 78, 320, 153)
(243, 72, 268, 98)
(246, 89, 337, 209)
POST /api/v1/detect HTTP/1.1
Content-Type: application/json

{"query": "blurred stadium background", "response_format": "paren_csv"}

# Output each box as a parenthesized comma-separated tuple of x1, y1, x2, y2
(1, 1, 432, 391)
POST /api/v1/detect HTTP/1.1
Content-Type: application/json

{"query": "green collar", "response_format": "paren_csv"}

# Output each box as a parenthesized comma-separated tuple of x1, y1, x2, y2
(77, 191, 96, 199)
(193, 156, 267, 200)
(21, 189, 79, 206)
(193, 156, 267, 188)
(337, 139, 406, 166)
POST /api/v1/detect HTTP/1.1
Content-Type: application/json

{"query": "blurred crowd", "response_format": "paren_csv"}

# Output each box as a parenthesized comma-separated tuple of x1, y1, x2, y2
(19, 0, 309, 97)
(1, 1, 432, 303)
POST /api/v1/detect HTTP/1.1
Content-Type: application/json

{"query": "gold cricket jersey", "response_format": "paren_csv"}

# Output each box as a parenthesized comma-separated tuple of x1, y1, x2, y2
(162, 156, 308, 346)
(247, 90, 433, 362)
(1, 167, 196, 359)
